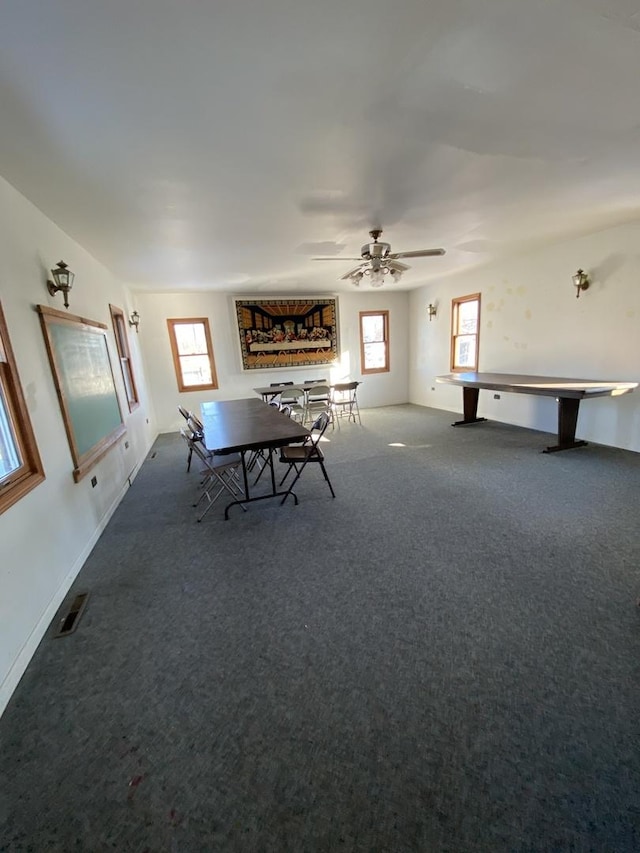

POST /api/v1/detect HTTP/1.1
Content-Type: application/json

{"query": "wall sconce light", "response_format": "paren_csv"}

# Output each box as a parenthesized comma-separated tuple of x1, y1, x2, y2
(128, 310, 140, 333)
(427, 303, 437, 321)
(46, 261, 75, 309)
(572, 268, 590, 299)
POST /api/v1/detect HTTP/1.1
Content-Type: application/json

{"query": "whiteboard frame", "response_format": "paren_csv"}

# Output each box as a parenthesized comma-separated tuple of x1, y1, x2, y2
(36, 305, 126, 482)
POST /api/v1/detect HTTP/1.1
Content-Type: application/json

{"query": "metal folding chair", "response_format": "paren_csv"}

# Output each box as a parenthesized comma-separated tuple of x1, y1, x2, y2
(330, 381, 361, 428)
(278, 386, 306, 422)
(180, 428, 246, 520)
(304, 383, 331, 425)
(278, 412, 335, 503)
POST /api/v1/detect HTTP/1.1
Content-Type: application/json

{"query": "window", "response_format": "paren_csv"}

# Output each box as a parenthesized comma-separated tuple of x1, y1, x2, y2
(0, 301, 45, 515)
(109, 305, 139, 412)
(360, 310, 389, 374)
(167, 318, 218, 392)
(451, 293, 481, 371)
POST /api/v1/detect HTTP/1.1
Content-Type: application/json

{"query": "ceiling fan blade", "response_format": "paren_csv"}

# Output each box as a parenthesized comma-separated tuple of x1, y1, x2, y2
(338, 264, 366, 281)
(388, 248, 446, 259)
(388, 260, 410, 272)
(312, 257, 363, 262)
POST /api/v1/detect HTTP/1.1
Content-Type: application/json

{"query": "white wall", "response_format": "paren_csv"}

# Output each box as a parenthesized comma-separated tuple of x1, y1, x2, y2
(136, 289, 410, 432)
(409, 220, 640, 452)
(0, 176, 155, 716)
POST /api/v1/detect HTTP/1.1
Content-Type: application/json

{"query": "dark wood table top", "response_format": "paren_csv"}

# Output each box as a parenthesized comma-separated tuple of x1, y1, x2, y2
(201, 398, 310, 454)
(436, 372, 638, 400)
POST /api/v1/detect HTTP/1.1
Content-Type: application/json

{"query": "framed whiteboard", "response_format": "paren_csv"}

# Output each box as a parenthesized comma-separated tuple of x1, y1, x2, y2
(37, 305, 126, 482)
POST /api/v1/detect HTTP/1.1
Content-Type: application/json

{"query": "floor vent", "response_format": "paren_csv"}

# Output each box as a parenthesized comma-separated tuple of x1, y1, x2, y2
(55, 592, 90, 638)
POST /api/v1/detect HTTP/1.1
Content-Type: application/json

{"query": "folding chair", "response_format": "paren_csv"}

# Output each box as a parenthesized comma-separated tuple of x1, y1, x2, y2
(265, 381, 292, 404)
(182, 414, 207, 472)
(181, 429, 246, 520)
(278, 386, 306, 422)
(330, 381, 361, 428)
(178, 406, 195, 470)
(304, 383, 331, 425)
(188, 411, 205, 433)
(278, 412, 335, 504)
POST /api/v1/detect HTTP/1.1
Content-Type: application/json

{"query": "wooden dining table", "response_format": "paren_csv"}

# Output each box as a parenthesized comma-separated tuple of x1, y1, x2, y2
(200, 398, 310, 518)
(436, 372, 638, 452)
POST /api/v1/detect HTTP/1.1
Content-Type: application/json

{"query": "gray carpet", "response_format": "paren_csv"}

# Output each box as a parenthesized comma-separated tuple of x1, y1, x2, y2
(1, 404, 640, 852)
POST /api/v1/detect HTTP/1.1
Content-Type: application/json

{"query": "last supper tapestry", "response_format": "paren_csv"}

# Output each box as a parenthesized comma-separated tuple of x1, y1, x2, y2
(235, 298, 338, 370)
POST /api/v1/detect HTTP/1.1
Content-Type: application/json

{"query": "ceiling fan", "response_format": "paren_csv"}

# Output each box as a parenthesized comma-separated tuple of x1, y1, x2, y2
(313, 228, 445, 287)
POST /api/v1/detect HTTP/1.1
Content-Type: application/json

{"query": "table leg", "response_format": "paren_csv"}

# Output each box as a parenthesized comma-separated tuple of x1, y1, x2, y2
(224, 448, 299, 518)
(268, 447, 277, 493)
(452, 387, 487, 426)
(241, 450, 250, 497)
(543, 397, 588, 453)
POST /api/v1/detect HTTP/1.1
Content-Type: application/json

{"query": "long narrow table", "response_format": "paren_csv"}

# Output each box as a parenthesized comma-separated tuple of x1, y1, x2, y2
(201, 398, 310, 517)
(436, 372, 638, 453)
(253, 380, 329, 402)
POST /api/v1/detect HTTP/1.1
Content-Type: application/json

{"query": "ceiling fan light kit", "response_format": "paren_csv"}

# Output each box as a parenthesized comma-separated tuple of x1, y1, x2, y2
(313, 228, 445, 288)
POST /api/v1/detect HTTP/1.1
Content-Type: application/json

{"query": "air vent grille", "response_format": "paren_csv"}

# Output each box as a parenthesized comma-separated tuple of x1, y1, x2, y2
(55, 592, 90, 638)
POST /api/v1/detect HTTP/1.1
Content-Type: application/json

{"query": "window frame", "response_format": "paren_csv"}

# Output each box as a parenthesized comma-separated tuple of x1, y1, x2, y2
(167, 317, 219, 392)
(450, 293, 481, 372)
(0, 301, 45, 515)
(109, 304, 139, 412)
(359, 310, 390, 374)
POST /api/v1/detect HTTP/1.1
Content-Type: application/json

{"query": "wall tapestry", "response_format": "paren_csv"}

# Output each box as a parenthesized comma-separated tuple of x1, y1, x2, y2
(235, 298, 338, 370)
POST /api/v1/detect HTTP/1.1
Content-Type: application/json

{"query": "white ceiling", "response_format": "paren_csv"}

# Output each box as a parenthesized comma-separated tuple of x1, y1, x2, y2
(2, 0, 640, 293)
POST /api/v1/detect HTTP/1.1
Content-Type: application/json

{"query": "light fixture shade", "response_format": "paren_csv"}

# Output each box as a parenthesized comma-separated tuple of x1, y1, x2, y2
(129, 310, 140, 332)
(347, 259, 406, 287)
(51, 261, 74, 290)
(47, 260, 74, 308)
(572, 268, 590, 298)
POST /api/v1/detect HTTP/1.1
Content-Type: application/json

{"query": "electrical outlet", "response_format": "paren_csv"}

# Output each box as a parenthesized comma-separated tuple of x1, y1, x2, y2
(91, 476, 97, 488)
(494, 393, 501, 400)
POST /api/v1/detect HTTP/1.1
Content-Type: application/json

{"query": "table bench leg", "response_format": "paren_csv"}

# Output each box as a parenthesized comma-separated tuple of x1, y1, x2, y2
(452, 387, 488, 426)
(543, 397, 588, 453)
